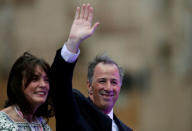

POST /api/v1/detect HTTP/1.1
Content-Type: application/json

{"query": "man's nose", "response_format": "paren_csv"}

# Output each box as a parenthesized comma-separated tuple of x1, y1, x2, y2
(104, 81, 113, 91)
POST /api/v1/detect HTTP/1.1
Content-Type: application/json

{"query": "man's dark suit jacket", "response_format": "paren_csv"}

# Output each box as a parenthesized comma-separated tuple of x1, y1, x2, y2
(50, 49, 133, 131)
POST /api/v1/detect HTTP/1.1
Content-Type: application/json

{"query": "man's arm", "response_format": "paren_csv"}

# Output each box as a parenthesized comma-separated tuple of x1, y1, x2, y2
(50, 3, 99, 130)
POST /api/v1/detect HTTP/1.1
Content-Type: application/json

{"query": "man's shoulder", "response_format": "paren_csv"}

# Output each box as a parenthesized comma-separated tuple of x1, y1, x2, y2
(72, 89, 104, 113)
(72, 88, 89, 104)
(72, 88, 85, 98)
(120, 122, 133, 131)
(114, 114, 133, 131)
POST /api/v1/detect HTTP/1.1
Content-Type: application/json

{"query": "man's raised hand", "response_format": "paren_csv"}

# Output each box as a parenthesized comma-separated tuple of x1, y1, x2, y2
(66, 3, 99, 53)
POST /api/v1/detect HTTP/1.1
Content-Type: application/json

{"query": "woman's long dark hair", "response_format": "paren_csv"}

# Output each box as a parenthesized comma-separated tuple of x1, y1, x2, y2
(5, 52, 54, 121)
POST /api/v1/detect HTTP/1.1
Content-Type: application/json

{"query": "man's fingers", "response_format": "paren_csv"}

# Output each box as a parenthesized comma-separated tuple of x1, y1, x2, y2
(84, 3, 90, 20)
(87, 6, 94, 24)
(80, 4, 86, 19)
(75, 7, 80, 20)
(91, 22, 99, 33)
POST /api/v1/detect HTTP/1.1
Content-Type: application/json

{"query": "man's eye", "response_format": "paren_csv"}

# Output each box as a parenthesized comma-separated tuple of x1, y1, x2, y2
(111, 81, 118, 85)
(98, 80, 105, 83)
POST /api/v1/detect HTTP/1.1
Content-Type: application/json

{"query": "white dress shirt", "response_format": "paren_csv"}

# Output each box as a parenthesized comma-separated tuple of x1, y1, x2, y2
(61, 44, 119, 131)
(107, 109, 119, 131)
(61, 44, 80, 63)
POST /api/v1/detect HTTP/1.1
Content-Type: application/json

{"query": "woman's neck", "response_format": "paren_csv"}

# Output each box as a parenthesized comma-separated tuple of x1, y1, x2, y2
(14, 105, 37, 122)
(23, 112, 36, 122)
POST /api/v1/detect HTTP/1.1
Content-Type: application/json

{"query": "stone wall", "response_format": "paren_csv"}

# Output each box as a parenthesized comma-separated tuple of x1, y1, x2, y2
(0, 0, 192, 131)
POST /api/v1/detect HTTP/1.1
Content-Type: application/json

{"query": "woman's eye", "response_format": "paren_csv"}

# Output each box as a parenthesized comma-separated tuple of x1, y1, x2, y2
(44, 77, 49, 82)
(32, 75, 39, 81)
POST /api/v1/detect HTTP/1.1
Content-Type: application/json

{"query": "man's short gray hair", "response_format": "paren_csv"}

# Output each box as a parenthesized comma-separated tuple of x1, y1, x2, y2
(87, 55, 124, 85)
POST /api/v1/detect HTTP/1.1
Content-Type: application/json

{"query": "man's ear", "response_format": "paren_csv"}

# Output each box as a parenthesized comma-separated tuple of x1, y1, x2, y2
(87, 80, 93, 95)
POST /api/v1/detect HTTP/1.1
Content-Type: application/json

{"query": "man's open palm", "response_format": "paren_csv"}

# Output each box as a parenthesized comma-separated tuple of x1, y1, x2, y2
(69, 3, 99, 41)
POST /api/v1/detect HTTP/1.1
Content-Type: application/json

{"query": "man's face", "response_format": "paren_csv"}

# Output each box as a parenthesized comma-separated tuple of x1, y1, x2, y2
(88, 63, 121, 114)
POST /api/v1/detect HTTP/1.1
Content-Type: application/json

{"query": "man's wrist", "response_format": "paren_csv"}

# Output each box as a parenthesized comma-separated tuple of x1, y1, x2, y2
(61, 44, 80, 63)
(66, 38, 82, 54)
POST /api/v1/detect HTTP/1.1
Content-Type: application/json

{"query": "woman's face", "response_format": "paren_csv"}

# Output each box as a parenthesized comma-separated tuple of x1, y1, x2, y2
(22, 65, 49, 110)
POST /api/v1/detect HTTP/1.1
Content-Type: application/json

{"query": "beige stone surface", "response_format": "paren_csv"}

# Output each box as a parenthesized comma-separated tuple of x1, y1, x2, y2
(1, 0, 192, 131)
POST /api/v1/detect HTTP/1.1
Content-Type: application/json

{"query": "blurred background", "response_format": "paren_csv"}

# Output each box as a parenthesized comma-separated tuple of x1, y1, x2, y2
(0, 0, 192, 131)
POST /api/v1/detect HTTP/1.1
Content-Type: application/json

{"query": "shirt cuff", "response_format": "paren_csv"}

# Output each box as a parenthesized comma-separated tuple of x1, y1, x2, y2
(61, 44, 80, 63)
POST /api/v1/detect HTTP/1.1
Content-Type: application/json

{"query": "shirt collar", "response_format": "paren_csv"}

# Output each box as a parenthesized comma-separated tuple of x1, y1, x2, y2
(107, 108, 113, 120)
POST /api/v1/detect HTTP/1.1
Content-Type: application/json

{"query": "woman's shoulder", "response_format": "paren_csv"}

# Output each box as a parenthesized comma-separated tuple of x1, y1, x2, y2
(0, 111, 18, 131)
